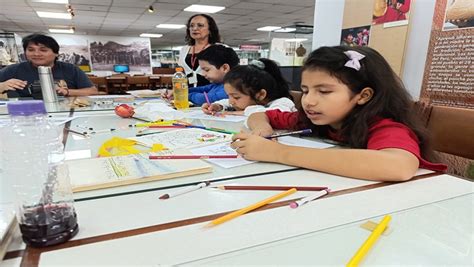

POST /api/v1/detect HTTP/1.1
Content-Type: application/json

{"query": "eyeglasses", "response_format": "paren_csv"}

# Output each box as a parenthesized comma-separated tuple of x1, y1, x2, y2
(189, 23, 207, 30)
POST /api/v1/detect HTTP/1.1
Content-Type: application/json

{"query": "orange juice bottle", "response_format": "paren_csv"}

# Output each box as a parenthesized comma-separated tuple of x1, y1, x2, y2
(172, 67, 189, 109)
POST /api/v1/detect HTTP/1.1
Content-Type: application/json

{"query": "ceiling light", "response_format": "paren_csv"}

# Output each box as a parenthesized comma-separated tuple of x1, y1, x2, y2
(285, 38, 308, 42)
(275, 27, 296, 33)
(257, 26, 281, 32)
(148, 5, 154, 13)
(32, 0, 69, 3)
(156, 24, 185, 29)
(140, 33, 162, 38)
(37, 11, 72, 19)
(49, 28, 74, 33)
(184, 4, 225, 13)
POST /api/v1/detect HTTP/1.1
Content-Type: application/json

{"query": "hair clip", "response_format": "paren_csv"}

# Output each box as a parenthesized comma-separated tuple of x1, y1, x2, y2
(344, 50, 365, 71)
(249, 60, 265, 69)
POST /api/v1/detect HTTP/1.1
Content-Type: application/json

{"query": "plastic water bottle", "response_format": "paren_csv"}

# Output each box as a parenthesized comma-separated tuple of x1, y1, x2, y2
(1, 100, 79, 247)
(172, 67, 189, 109)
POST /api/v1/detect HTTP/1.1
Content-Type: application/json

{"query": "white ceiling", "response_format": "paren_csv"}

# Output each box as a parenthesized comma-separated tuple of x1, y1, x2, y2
(0, 0, 315, 48)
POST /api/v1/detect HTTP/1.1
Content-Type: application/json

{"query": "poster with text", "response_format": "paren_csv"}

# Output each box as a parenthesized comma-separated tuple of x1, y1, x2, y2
(421, 0, 474, 108)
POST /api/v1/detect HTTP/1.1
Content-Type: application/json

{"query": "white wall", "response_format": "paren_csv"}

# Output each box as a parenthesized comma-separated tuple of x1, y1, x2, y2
(401, 0, 436, 99)
(312, 0, 345, 49)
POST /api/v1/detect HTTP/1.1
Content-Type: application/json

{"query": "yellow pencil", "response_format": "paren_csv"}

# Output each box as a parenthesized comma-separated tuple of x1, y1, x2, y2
(207, 188, 297, 227)
(346, 215, 391, 267)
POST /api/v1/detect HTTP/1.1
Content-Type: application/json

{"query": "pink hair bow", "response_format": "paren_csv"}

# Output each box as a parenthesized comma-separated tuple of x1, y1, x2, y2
(344, 50, 365, 71)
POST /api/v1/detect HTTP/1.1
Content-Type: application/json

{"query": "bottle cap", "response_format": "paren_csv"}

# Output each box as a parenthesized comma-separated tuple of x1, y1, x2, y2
(175, 67, 184, 72)
(7, 100, 47, 116)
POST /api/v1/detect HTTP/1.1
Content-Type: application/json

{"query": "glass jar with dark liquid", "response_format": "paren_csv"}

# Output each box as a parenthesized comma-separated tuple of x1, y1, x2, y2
(2, 101, 79, 247)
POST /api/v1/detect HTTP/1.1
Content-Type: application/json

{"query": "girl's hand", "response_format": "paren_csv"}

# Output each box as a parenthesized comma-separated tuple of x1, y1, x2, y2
(251, 126, 274, 137)
(231, 132, 282, 162)
(202, 103, 223, 115)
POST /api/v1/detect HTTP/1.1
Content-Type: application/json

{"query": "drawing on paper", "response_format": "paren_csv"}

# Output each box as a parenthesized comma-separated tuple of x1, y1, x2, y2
(132, 128, 232, 150)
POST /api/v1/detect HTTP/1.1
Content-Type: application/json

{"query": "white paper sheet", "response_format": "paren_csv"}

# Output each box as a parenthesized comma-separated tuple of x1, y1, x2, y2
(277, 136, 335, 149)
(190, 142, 254, 168)
(185, 110, 247, 122)
(87, 95, 134, 99)
(64, 149, 92, 160)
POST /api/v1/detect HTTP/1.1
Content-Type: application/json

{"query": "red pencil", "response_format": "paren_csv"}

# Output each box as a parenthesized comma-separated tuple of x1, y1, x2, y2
(149, 155, 238, 159)
(215, 185, 328, 191)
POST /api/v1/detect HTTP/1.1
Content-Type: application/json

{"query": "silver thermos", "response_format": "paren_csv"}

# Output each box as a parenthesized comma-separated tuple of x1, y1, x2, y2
(38, 66, 58, 103)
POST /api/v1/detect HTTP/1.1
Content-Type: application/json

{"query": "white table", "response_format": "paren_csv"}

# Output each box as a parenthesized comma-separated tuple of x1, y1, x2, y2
(2, 102, 472, 266)
(2, 170, 472, 266)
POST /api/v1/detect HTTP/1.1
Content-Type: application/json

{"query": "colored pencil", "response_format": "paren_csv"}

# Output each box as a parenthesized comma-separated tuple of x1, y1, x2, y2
(136, 131, 163, 137)
(346, 215, 391, 267)
(289, 189, 330, 208)
(204, 91, 211, 106)
(148, 125, 186, 129)
(206, 188, 297, 227)
(149, 155, 238, 160)
(215, 185, 328, 191)
(266, 129, 312, 139)
(159, 181, 211, 200)
(172, 123, 238, 135)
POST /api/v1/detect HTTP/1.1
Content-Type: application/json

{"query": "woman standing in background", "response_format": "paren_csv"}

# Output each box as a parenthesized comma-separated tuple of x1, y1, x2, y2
(179, 14, 221, 87)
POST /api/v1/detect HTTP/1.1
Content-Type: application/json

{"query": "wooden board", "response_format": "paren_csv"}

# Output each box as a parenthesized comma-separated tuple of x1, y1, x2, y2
(68, 154, 212, 192)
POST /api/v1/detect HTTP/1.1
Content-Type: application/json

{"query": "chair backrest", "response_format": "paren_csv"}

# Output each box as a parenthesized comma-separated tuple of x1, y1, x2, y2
(89, 76, 108, 94)
(127, 76, 150, 85)
(426, 105, 474, 159)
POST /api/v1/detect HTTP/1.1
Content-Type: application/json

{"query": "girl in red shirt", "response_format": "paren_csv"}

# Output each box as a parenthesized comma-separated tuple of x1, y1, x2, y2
(231, 46, 446, 181)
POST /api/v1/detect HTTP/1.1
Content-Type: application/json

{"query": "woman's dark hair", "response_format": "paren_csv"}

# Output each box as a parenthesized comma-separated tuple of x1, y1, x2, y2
(223, 58, 291, 104)
(185, 14, 221, 45)
(300, 45, 432, 159)
(22, 33, 60, 54)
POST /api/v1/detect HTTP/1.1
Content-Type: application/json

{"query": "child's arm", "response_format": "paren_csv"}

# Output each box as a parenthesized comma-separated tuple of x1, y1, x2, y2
(202, 102, 223, 115)
(189, 84, 227, 105)
(246, 112, 274, 137)
(230, 133, 419, 182)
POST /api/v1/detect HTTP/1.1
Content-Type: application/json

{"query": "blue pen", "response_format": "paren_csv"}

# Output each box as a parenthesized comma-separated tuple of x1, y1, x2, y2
(265, 129, 312, 139)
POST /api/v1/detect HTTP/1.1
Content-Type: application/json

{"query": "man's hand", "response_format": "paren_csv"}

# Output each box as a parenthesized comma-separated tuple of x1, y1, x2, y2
(0, 79, 27, 93)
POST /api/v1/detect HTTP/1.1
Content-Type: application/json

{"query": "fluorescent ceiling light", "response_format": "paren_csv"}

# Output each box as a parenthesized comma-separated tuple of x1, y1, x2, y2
(156, 24, 185, 29)
(275, 27, 296, 33)
(184, 4, 225, 13)
(32, 0, 68, 3)
(49, 28, 74, 33)
(37, 11, 72, 19)
(257, 26, 281, 32)
(285, 38, 308, 42)
(140, 33, 163, 38)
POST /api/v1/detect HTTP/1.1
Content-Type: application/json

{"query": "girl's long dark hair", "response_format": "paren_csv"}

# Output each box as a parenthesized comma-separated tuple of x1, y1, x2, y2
(223, 58, 291, 104)
(300, 46, 432, 159)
